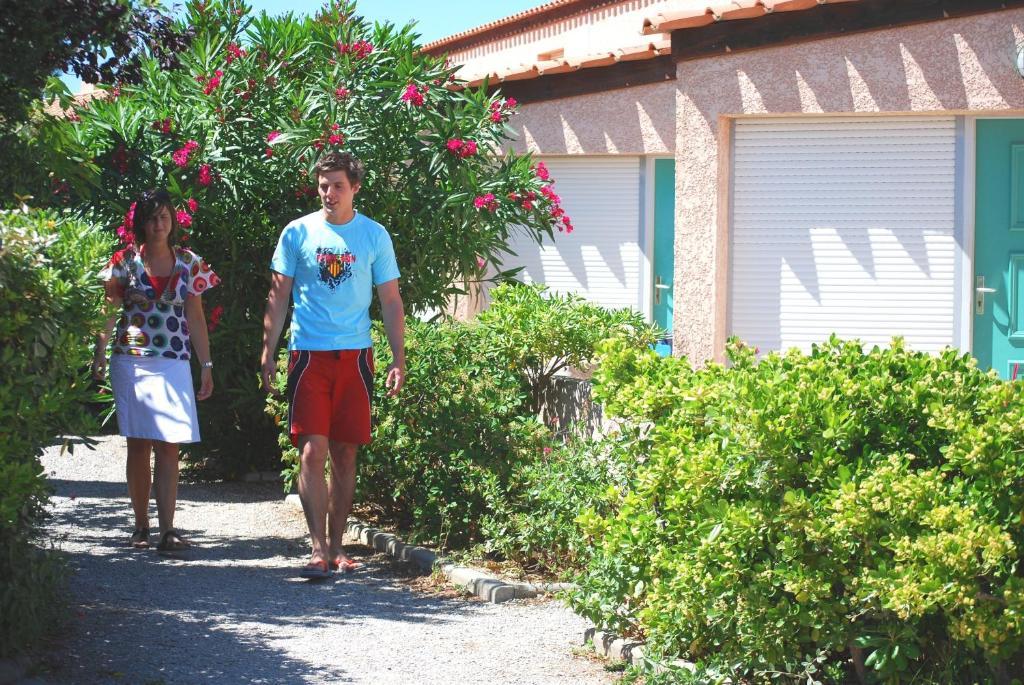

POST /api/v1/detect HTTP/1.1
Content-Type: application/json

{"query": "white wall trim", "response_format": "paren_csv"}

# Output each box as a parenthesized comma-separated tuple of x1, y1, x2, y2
(640, 156, 654, 320)
(960, 116, 977, 353)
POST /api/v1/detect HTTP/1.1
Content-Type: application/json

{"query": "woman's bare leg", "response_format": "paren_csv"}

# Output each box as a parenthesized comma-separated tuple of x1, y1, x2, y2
(153, 440, 180, 534)
(125, 438, 153, 529)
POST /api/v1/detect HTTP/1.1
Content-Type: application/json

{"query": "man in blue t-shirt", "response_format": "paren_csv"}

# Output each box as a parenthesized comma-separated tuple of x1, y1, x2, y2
(261, 151, 406, 579)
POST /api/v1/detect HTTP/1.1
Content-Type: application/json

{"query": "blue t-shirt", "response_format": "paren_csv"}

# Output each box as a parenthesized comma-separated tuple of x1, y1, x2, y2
(270, 211, 400, 350)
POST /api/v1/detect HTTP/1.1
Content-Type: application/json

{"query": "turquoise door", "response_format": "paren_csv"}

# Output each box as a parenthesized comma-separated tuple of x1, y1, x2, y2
(974, 119, 1024, 379)
(653, 159, 675, 347)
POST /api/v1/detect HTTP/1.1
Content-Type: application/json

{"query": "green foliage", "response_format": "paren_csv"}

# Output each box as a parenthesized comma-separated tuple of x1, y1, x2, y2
(480, 434, 639, 578)
(574, 335, 1024, 682)
(0, 209, 108, 657)
(267, 282, 655, 549)
(478, 283, 658, 412)
(42, 0, 573, 476)
(269, 318, 547, 548)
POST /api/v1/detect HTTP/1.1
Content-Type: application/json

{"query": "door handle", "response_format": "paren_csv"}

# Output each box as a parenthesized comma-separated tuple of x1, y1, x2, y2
(976, 276, 997, 315)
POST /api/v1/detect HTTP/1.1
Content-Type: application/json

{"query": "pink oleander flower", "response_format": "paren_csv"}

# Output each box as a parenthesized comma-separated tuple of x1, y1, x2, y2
(67, 110, 81, 123)
(225, 42, 247, 64)
(187, 198, 198, 213)
(490, 110, 503, 123)
(446, 138, 463, 154)
(197, 164, 213, 187)
(208, 304, 224, 332)
(176, 210, 193, 227)
(267, 130, 281, 143)
(116, 224, 133, 245)
(476, 256, 486, 269)
(328, 133, 344, 146)
(401, 83, 425, 106)
(473, 193, 497, 212)
(265, 147, 274, 157)
(459, 140, 477, 158)
(540, 184, 560, 204)
(335, 86, 350, 99)
(203, 70, 224, 95)
(185, 140, 199, 151)
(337, 39, 373, 58)
(172, 149, 190, 168)
(534, 162, 550, 181)
(331, 123, 340, 131)
(504, 97, 517, 108)
(125, 202, 136, 230)
(521, 200, 534, 211)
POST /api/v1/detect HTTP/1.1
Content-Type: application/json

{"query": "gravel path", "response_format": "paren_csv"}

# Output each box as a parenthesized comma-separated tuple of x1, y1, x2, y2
(32, 436, 614, 685)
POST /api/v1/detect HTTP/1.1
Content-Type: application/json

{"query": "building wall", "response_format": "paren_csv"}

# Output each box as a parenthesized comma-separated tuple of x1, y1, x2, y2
(501, 9, 1024, 362)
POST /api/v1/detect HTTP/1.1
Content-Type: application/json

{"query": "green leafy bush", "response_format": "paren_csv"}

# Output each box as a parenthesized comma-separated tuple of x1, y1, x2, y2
(40, 0, 574, 477)
(0, 209, 109, 657)
(267, 282, 656, 549)
(575, 336, 1024, 683)
(480, 433, 640, 578)
(268, 318, 547, 548)
(477, 283, 658, 412)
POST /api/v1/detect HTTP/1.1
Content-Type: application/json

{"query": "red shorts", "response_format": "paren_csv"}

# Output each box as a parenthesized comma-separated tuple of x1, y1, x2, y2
(286, 349, 374, 446)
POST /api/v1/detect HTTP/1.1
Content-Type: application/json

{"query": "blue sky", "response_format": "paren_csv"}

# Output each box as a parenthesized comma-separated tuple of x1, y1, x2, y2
(61, 0, 540, 92)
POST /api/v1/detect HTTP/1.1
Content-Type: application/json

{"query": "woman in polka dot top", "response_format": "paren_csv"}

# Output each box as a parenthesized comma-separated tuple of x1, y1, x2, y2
(92, 188, 219, 554)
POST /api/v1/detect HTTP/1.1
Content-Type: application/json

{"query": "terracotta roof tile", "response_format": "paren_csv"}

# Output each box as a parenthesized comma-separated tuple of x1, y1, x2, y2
(450, 0, 868, 86)
(423, 0, 604, 52)
(642, 0, 859, 34)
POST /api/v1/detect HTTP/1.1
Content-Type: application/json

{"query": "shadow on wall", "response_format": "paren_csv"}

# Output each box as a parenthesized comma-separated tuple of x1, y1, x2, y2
(540, 376, 603, 439)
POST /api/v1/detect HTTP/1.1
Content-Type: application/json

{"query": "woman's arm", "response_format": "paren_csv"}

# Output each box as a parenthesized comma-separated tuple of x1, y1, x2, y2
(92, 280, 123, 380)
(184, 294, 213, 400)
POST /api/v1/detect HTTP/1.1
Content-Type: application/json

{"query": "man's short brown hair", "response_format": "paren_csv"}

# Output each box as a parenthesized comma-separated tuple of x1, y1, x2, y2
(314, 151, 365, 187)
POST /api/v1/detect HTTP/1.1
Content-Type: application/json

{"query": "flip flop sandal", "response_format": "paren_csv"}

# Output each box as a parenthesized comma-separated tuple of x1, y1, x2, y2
(300, 560, 332, 579)
(156, 529, 191, 555)
(130, 527, 150, 549)
(329, 558, 363, 573)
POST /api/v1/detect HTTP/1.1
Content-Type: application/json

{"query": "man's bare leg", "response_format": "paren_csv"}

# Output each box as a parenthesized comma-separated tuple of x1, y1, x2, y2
(327, 441, 358, 565)
(297, 434, 331, 566)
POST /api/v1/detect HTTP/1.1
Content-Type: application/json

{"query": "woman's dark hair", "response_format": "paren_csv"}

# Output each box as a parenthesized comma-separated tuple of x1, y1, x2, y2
(131, 188, 179, 247)
(314, 151, 365, 186)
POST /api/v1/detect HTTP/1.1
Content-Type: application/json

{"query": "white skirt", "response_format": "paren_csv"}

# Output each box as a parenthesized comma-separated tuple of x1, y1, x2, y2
(110, 355, 200, 443)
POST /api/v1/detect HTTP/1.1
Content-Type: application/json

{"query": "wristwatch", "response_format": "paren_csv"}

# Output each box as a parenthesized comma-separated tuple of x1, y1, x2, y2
(200, 361, 213, 369)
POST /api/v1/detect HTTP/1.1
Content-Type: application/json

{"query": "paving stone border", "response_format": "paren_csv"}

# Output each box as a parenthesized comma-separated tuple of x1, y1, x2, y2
(583, 627, 696, 675)
(284, 495, 574, 603)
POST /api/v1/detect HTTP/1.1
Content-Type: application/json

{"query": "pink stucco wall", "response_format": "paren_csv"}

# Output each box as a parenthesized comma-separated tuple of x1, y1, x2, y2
(503, 9, 1024, 362)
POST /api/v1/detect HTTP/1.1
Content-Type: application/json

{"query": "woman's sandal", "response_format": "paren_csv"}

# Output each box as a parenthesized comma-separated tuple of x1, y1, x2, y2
(130, 527, 150, 549)
(156, 529, 191, 555)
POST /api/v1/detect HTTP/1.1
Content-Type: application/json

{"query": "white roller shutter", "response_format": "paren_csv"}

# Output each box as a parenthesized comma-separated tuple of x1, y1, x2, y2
(729, 116, 958, 353)
(497, 156, 643, 312)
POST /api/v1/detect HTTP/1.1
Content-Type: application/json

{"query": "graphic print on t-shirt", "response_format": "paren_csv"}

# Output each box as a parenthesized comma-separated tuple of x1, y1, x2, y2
(316, 246, 356, 291)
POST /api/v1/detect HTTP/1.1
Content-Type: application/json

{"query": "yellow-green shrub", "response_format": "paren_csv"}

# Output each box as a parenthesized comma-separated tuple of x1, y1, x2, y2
(576, 336, 1023, 683)
(0, 209, 108, 657)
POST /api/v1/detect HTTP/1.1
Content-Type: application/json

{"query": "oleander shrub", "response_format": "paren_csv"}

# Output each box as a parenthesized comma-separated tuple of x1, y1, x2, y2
(41, 0, 574, 477)
(0, 209, 109, 657)
(574, 336, 1024, 683)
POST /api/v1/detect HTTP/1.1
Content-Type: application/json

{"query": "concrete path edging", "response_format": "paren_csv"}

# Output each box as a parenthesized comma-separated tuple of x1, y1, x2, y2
(284, 495, 574, 603)
(583, 627, 697, 675)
